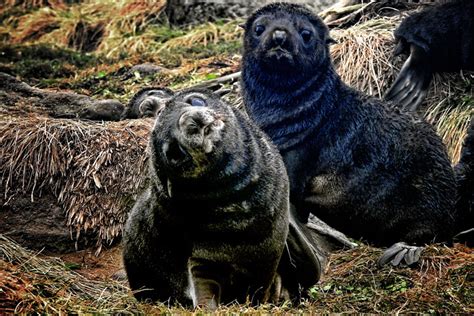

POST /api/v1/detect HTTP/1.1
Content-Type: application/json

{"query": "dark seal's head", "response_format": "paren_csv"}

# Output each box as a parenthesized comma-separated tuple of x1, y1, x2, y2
(150, 89, 236, 178)
(243, 3, 334, 75)
(122, 87, 174, 119)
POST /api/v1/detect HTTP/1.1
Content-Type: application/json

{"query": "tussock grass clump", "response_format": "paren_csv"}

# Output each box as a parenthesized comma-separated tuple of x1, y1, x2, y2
(158, 20, 244, 53)
(331, 17, 399, 98)
(0, 114, 153, 250)
(2, 0, 167, 57)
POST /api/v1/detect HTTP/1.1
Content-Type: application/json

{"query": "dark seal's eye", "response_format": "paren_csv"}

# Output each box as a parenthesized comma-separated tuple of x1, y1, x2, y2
(300, 29, 312, 43)
(186, 97, 206, 107)
(255, 25, 265, 36)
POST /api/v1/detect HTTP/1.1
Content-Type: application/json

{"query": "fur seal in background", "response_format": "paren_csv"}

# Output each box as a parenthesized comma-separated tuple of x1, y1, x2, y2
(385, 0, 474, 110)
(241, 3, 472, 267)
(453, 120, 474, 246)
(122, 89, 321, 308)
(78, 99, 124, 121)
(121, 87, 174, 119)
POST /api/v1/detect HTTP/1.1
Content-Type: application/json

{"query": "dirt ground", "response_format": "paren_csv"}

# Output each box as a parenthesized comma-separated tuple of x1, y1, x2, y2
(58, 245, 124, 281)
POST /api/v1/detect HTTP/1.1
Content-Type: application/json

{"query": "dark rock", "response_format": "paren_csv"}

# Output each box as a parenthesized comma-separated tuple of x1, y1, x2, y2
(0, 72, 42, 96)
(128, 63, 165, 78)
(0, 193, 95, 254)
(41, 92, 93, 118)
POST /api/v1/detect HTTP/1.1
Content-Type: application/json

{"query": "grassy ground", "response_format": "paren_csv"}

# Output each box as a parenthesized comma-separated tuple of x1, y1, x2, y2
(1, 235, 472, 314)
(1, 1, 473, 314)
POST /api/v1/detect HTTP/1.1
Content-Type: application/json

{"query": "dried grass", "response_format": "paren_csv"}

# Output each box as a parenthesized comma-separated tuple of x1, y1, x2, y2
(311, 243, 473, 313)
(3, 0, 167, 57)
(0, 234, 138, 313)
(0, 113, 153, 250)
(1, 0, 66, 10)
(1, 234, 472, 313)
(158, 20, 244, 52)
(331, 16, 399, 98)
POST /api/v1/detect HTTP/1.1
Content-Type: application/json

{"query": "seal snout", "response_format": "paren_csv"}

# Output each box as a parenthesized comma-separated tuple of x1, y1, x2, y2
(272, 29, 288, 46)
(262, 26, 295, 64)
(177, 107, 225, 154)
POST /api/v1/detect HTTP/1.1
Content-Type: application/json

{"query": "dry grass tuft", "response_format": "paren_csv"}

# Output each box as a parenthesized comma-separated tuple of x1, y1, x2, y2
(424, 73, 474, 163)
(331, 16, 399, 98)
(311, 243, 473, 313)
(158, 20, 244, 52)
(0, 113, 153, 250)
(0, 234, 138, 313)
(2, 0, 66, 11)
(1, 234, 472, 314)
(3, 0, 167, 57)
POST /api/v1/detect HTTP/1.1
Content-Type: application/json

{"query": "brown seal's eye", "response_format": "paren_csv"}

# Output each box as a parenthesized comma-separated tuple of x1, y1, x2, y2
(301, 29, 312, 43)
(255, 25, 265, 36)
(186, 97, 206, 107)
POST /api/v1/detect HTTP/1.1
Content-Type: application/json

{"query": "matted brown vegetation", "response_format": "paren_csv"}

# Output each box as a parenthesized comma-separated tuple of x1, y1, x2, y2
(0, 113, 153, 250)
(3, 0, 167, 56)
(1, 234, 472, 314)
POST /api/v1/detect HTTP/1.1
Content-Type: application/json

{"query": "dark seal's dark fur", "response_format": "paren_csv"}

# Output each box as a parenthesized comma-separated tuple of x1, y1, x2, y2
(121, 87, 174, 119)
(78, 99, 124, 121)
(122, 89, 320, 308)
(453, 120, 474, 246)
(385, 0, 474, 110)
(241, 3, 470, 265)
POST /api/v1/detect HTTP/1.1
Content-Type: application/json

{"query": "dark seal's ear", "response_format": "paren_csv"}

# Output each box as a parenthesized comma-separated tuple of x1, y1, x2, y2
(326, 37, 337, 45)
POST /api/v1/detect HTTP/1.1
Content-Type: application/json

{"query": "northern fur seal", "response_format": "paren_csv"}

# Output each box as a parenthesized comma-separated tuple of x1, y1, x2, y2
(241, 3, 471, 266)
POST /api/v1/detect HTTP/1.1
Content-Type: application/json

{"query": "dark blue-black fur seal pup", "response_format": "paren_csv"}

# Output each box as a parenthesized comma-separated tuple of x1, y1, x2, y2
(241, 3, 472, 266)
(122, 89, 322, 308)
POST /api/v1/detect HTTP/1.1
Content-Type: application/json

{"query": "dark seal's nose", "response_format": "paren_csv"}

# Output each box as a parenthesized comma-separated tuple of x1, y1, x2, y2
(272, 30, 287, 45)
(177, 107, 225, 154)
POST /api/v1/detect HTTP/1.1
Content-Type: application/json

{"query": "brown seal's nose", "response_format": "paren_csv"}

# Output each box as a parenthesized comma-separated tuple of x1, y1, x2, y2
(272, 30, 287, 45)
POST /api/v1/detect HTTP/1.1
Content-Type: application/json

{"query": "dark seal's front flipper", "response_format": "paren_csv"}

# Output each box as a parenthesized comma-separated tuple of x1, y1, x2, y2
(306, 214, 358, 252)
(377, 242, 423, 267)
(278, 212, 321, 301)
(385, 0, 474, 111)
(385, 43, 432, 111)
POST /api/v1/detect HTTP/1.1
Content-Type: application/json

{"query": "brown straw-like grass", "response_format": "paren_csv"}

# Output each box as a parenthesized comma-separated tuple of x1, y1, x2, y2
(0, 114, 153, 250)
(0, 234, 137, 313)
(1, 234, 472, 314)
(4, 0, 167, 57)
